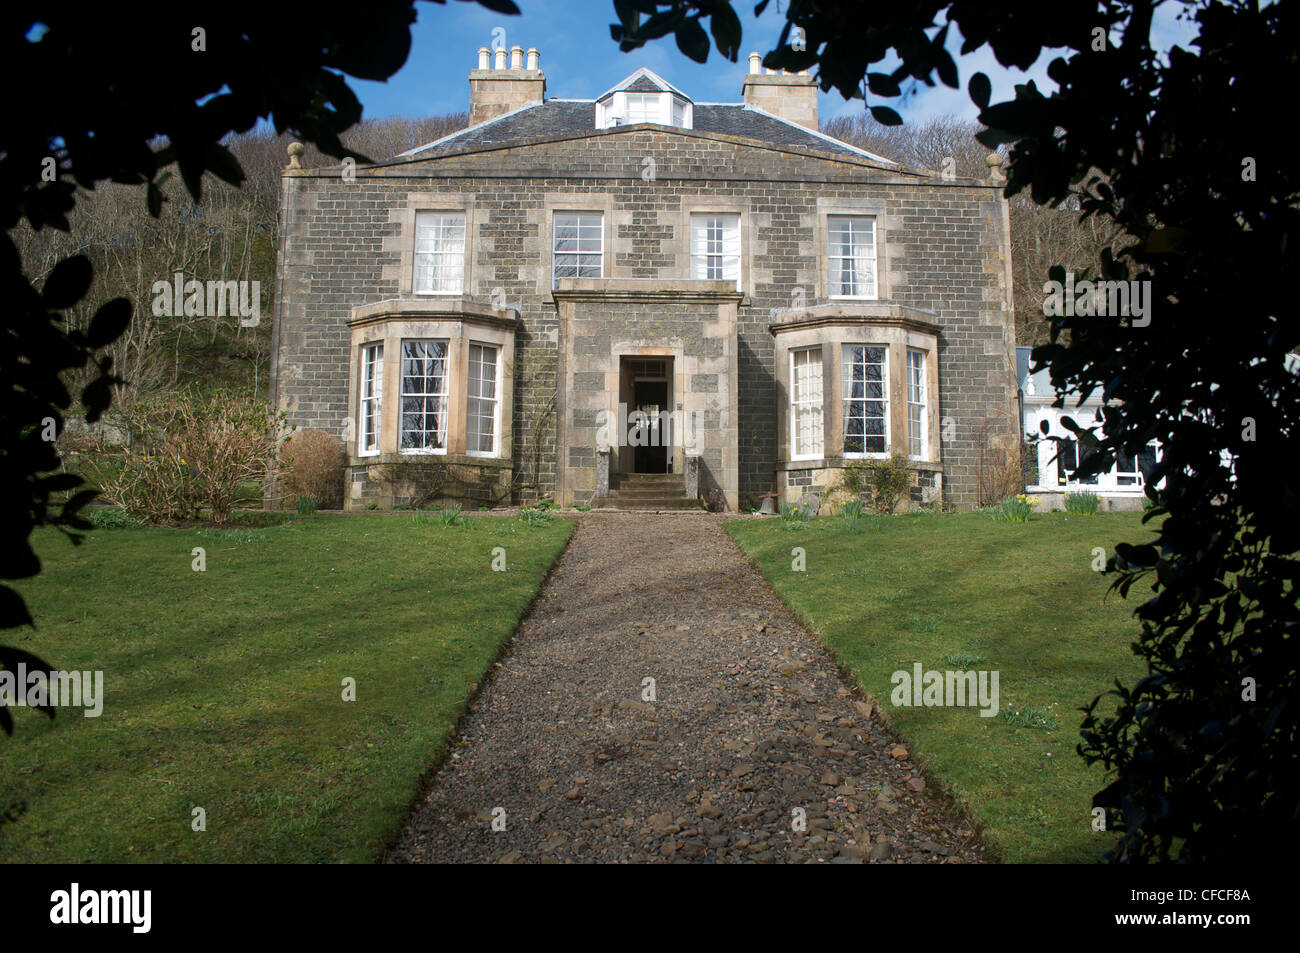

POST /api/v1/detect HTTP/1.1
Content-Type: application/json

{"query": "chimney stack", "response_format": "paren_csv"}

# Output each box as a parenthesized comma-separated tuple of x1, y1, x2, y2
(469, 45, 546, 125)
(741, 52, 817, 129)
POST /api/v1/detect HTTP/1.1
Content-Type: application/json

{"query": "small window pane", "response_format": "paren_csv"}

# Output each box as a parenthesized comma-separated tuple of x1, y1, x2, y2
(359, 343, 383, 454)
(791, 348, 824, 458)
(400, 340, 449, 452)
(842, 345, 887, 455)
(467, 344, 499, 455)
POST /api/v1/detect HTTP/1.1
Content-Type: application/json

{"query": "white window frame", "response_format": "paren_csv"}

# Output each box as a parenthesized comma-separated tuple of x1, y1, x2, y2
(625, 93, 661, 124)
(907, 348, 926, 459)
(552, 212, 604, 287)
(828, 215, 878, 300)
(690, 213, 742, 290)
(413, 212, 466, 296)
(358, 342, 383, 457)
(399, 339, 450, 454)
(790, 347, 824, 461)
(842, 344, 889, 458)
(466, 342, 500, 457)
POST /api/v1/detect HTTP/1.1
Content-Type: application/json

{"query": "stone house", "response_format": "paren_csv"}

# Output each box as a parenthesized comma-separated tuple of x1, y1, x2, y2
(270, 45, 1020, 511)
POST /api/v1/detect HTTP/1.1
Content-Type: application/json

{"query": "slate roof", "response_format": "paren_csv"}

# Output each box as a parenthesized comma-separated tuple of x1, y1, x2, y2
(624, 75, 666, 93)
(401, 99, 893, 164)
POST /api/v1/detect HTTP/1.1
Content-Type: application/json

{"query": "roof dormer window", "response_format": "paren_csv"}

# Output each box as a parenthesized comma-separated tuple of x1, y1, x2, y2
(595, 69, 694, 130)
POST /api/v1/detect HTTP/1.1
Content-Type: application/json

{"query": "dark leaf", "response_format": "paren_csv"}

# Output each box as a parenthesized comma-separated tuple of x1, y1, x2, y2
(869, 105, 903, 126)
(675, 17, 710, 63)
(41, 255, 93, 310)
(85, 298, 133, 349)
(866, 72, 901, 98)
(709, 3, 742, 61)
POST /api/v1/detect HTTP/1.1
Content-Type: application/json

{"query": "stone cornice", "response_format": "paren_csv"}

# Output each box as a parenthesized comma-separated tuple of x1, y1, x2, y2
(768, 302, 943, 337)
(347, 297, 522, 331)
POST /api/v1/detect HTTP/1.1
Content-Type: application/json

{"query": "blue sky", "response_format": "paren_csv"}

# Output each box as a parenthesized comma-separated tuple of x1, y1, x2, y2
(350, 0, 1201, 126)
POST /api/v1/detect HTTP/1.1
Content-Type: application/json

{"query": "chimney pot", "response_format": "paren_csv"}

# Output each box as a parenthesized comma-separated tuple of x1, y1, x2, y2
(470, 44, 546, 125)
(747, 51, 761, 74)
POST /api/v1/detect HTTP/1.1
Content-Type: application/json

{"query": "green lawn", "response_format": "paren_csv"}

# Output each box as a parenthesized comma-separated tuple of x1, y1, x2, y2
(726, 509, 1157, 863)
(0, 512, 573, 863)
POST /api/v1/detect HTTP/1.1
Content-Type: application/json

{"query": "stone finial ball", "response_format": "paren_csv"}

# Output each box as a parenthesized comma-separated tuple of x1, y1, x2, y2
(985, 152, 1003, 168)
(288, 142, 305, 159)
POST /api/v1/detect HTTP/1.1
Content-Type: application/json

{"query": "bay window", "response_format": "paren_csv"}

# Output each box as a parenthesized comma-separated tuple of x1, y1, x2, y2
(348, 301, 518, 465)
(773, 305, 941, 506)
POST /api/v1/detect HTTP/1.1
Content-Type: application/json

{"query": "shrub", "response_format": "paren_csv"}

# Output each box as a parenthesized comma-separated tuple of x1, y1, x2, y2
(842, 453, 912, 514)
(1064, 491, 1101, 515)
(97, 388, 288, 524)
(282, 429, 345, 509)
(295, 495, 319, 516)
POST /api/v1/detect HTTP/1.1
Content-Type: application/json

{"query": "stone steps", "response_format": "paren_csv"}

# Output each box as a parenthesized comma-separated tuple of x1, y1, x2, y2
(592, 472, 703, 511)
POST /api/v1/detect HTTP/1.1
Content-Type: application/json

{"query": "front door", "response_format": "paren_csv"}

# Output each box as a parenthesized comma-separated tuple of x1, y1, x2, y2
(632, 378, 669, 473)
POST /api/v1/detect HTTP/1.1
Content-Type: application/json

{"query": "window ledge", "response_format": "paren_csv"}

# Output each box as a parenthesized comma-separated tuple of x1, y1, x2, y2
(777, 456, 942, 472)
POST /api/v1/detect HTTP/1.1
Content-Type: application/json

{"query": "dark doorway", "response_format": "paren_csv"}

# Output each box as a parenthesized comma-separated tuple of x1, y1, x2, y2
(632, 377, 669, 473)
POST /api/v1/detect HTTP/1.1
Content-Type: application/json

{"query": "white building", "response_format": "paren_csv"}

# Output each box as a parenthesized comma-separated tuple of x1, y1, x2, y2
(1016, 346, 1157, 510)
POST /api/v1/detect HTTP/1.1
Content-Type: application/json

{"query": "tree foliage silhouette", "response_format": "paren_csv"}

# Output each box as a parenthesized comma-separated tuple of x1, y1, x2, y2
(1, 0, 518, 736)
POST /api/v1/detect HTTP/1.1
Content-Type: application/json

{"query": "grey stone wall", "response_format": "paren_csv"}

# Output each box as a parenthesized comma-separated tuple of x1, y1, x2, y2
(271, 126, 1017, 507)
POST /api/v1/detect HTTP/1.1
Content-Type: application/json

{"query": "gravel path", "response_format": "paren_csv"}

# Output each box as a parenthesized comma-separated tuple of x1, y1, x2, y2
(388, 512, 986, 864)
